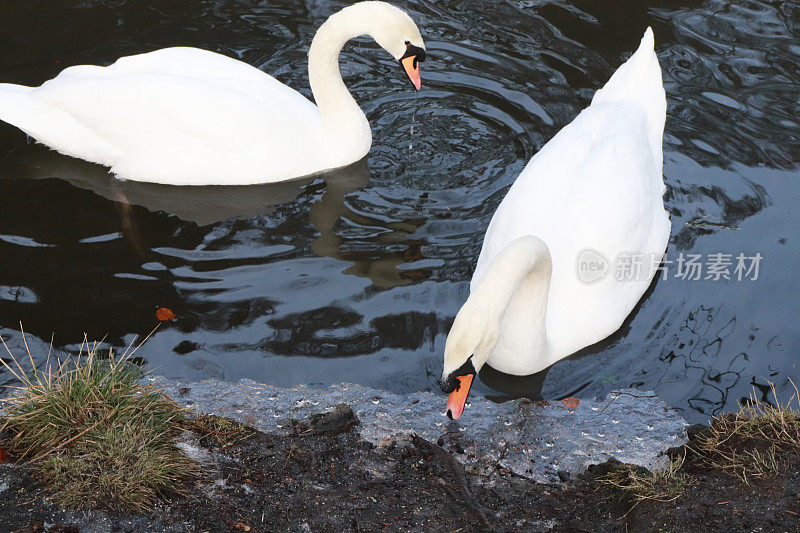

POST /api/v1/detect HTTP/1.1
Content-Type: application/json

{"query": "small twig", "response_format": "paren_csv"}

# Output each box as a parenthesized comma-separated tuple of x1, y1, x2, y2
(412, 435, 494, 530)
(600, 391, 659, 414)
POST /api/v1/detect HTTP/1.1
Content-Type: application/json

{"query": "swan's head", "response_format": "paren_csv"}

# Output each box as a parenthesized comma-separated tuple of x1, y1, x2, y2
(337, 2, 426, 90)
(440, 302, 499, 419)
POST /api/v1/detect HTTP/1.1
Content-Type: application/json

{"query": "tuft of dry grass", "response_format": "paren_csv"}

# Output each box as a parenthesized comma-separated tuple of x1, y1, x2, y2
(0, 331, 201, 512)
(188, 413, 252, 449)
(689, 381, 800, 484)
(599, 454, 688, 503)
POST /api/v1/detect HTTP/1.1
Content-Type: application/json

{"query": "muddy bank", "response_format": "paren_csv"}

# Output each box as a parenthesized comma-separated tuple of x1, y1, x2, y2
(1, 391, 799, 532)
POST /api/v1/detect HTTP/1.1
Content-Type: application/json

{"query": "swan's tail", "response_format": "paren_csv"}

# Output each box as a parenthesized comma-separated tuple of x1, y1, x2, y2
(591, 28, 666, 159)
(0, 83, 116, 165)
(0, 83, 41, 138)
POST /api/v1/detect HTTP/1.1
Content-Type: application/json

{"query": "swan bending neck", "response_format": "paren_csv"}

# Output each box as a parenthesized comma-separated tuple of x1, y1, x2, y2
(472, 235, 553, 373)
(307, 9, 370, 137)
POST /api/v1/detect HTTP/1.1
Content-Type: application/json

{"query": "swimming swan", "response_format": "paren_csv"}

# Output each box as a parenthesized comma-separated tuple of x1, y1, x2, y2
(0, 1, 425, 185)
(441, 28, 670, 419)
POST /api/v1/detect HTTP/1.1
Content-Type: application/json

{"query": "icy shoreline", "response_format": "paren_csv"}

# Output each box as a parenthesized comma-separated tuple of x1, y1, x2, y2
(148, 376, 688, 484)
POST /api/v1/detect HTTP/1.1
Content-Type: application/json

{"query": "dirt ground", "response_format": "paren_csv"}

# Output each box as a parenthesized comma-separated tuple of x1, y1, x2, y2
(1, 405, 799, 532)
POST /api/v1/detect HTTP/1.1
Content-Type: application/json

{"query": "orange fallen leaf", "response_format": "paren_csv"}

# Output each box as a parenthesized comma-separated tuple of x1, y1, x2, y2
(156, 307, 176, 321)
(561, 397, 580, 409)
(233, 523, 251, 532)
(0, 448, 9, 463)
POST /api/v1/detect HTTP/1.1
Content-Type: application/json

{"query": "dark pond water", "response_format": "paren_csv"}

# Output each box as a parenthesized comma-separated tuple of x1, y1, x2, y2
(0, 0, 797, 422)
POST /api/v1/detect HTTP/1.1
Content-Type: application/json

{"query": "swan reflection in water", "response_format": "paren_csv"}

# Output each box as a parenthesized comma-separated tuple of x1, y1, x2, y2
(0, 142, 424, 289)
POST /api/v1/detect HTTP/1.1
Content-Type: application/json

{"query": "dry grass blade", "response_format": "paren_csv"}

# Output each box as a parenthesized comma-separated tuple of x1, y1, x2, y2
(186, 414, 253, 448)
(599, 454, 687, 503)
(689, 381, 800, 484)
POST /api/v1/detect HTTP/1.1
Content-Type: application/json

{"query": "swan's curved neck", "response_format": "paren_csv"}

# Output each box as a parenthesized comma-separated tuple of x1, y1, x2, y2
(471, 236, 554, 372)
(308, 8, 372, 151)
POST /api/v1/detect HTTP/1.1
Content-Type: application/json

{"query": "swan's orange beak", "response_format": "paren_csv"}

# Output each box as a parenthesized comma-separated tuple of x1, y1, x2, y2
(401, 55, 422, 91)
(446, 374, 474, 420)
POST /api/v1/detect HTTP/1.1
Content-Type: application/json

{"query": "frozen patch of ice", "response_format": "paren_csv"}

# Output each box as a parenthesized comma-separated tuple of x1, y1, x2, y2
(150, 376, 688, 483)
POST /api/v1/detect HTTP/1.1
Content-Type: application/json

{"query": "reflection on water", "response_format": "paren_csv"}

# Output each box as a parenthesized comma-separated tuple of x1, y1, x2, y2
(0, 0, 798, 422)
(0, 142, 326, 225)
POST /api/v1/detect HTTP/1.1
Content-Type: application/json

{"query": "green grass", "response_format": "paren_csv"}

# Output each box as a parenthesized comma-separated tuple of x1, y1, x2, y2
(0, 335, 200, 511)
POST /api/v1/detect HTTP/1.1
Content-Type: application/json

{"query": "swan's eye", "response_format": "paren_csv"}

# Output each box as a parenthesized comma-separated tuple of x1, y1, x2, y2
(440, 357, 477, 393)
(401, 43, 426, 63)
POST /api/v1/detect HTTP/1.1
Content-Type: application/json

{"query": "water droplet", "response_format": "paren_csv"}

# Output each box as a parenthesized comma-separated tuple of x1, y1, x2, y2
(545, 441, 554, 447)
(597, 432, 605, 437)
(408, 91, 418, 152)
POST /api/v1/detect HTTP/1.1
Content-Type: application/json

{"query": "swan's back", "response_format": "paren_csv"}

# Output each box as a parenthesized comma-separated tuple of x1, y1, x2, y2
(474, 28, 670, 359)
(0, 48, 324, 184)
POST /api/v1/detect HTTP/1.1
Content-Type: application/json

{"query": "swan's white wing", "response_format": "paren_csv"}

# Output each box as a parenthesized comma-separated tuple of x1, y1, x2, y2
(474, 28, 669, 360)
(7, 48, 325, 184)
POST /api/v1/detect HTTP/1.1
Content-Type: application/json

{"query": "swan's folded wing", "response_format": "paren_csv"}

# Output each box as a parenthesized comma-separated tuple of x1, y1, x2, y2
(108, 47, 316, 113)
(25, 48, 324, 184)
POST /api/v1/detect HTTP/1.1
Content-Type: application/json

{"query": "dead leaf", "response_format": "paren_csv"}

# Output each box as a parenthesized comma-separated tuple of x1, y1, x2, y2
(561, 397, 580, 409)
(233, 523, 251, 532)
(156, 307, 176, 321)
(0, 448, 8, 463)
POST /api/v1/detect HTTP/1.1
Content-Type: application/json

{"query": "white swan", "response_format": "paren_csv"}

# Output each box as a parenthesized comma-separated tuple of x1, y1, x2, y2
(0, 2, 425, 185)
(441, 28, 670, 419)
